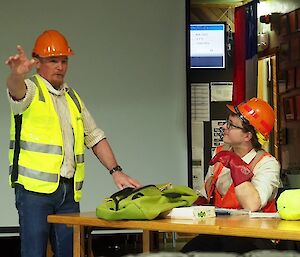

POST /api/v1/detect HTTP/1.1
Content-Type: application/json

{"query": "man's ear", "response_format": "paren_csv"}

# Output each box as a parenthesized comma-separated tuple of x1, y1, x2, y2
(34, 58, 40, 69)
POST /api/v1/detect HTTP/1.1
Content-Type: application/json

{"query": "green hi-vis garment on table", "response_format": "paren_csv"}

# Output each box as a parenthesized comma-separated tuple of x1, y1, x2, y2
(96, 184, 198, 220)
(277, 189, 300, 220)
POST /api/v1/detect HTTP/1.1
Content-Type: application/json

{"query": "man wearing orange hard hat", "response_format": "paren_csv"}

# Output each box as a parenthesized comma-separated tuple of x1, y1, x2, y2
(182, 98, 281, 253)
(5, 30, 141, 257)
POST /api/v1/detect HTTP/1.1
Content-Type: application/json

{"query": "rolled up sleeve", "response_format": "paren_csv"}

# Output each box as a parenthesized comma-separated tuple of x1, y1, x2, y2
(7, 79, 36, 115)
(251, 156, 281, 208)
(82, 103, 106, 148)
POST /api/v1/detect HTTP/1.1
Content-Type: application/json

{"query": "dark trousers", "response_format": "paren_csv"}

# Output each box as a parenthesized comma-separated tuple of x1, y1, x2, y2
(181, 235, 300, 254)
(15, 180, 80, 257)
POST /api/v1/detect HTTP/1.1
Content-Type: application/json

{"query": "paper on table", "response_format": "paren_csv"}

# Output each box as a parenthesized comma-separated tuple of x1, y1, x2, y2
(162, 206, 216, 219)
(249, 212, 280, 218)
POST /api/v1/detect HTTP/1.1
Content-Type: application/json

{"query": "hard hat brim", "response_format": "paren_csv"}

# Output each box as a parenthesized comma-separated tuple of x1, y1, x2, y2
(226, 104, 236, 114)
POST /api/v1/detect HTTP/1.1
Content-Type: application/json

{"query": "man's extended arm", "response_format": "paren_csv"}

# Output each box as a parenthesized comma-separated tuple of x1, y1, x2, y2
(5, 45, 35, 100)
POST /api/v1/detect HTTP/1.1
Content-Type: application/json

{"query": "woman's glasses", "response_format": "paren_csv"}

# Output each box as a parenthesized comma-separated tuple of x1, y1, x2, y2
(225, 120, 244, 130)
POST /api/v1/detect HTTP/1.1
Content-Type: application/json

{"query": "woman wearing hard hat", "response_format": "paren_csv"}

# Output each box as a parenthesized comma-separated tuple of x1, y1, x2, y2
(182, 98, 281, 253)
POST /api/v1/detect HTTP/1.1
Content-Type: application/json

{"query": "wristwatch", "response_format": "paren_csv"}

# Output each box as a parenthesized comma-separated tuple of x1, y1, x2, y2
(109, 165, 123, 175)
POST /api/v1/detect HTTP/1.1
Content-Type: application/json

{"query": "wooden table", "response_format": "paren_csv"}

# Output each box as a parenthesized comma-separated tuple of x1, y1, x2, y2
(48, 211, 300, 257)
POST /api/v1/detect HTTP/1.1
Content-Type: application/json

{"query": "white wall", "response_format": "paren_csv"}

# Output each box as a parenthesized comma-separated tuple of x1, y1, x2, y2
(0, 0, 187, 227)
(258, 0, 300, 17)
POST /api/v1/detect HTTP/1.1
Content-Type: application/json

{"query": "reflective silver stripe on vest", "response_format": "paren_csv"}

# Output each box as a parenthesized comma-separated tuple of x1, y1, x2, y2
(9, 140, 14, 149)
(76, 154, 84, 163)
(76, 181, 83, 190)
(29, 76, 45, 102)
(14, 165, 58, 182)
(10, 140, 62, 155)
(9, 165, 82, 188)
(20, 140, 62, 155)
(67, 88, 81, 113)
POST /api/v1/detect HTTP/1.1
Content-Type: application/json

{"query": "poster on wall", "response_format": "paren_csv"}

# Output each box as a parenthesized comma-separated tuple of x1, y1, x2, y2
(211, 120, 226, 153)
(211, 82, 233, 102)
(191, 83, 210, 121)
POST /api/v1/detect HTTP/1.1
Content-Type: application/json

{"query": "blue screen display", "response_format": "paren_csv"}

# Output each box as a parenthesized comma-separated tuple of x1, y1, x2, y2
(190, 23, 226, 69)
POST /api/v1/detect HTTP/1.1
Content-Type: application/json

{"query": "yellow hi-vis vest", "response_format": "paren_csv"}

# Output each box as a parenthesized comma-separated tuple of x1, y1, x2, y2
(9, 74, 85, 202)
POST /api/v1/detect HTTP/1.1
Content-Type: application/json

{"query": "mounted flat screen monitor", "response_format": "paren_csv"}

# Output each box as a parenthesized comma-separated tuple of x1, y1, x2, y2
(190, 23, 226, 69)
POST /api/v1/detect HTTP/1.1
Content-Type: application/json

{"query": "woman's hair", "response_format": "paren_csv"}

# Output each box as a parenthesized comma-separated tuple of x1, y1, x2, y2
(230, 113, 262, 150)
(241, 122, 262, 150)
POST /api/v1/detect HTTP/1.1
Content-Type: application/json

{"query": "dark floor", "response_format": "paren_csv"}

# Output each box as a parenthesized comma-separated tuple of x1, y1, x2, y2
(0, 236, 21, 257)
(91, 232, 192, 257)
(0, 232, 190, 257)
(3, 233, 300, 257)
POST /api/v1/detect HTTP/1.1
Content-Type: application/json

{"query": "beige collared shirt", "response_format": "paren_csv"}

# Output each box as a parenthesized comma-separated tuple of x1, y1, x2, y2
(8, 75, 106, 178)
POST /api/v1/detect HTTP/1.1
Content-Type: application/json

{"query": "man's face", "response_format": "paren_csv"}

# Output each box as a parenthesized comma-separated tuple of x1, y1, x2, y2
(36, 56, 69, 89)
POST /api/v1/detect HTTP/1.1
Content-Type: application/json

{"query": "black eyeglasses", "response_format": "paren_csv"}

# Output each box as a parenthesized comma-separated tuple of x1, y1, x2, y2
(225, 120, 244, 130)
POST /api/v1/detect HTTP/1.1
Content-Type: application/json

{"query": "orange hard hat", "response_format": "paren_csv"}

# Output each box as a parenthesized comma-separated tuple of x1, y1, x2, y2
(226, 98, 275, 139)
(32, 30, 74, 57)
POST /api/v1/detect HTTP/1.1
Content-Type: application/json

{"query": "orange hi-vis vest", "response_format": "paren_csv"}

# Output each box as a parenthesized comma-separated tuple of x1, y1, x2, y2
(206, 145, 276, 212)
